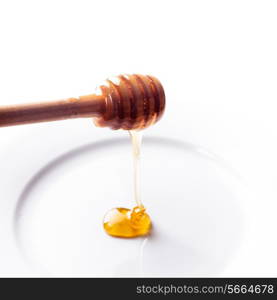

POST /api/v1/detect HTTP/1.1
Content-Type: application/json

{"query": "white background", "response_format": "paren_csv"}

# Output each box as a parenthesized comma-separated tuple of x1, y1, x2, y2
(0, 0, 277, 277)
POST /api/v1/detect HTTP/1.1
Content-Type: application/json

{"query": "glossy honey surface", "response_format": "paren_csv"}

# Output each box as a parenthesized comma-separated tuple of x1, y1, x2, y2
(103, 206, 151, 238)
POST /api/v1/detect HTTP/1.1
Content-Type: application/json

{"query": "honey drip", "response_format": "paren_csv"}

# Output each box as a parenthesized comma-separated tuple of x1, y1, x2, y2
(103, 131, 151, 238)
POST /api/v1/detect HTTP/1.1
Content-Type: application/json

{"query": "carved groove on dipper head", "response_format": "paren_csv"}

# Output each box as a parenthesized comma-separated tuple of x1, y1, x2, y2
(94, 74, 166, 130)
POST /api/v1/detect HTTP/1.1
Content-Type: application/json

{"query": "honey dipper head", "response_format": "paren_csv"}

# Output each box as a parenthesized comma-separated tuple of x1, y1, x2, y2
(94, 74, 166, 130)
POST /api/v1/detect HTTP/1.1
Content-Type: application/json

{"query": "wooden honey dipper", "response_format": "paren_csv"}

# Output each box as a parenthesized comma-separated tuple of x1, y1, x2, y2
(0, 74, 166, 130)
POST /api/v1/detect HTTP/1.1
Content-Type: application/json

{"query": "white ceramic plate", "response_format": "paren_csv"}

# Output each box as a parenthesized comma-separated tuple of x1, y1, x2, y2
(0, 120, 246, 277)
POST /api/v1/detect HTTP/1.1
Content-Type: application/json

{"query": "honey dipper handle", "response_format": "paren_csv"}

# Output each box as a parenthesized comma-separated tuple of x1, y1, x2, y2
(0, 94, 104, 127)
